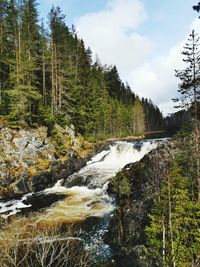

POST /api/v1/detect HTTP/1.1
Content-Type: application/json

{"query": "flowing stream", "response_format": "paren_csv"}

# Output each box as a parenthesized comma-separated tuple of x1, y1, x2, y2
(0, 139, 161, 220)
(0, 139, 165, 262)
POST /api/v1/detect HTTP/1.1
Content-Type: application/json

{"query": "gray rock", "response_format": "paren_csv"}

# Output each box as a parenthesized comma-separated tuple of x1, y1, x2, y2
(65, 124, 76, 140)
(13, 137, 28, 150)
(31, 136, 43, 148)
(24, 144, 37, 157)
(0, 125, 89, 197)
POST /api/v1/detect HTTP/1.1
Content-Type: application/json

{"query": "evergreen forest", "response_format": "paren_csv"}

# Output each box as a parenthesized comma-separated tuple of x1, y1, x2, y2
(0, 0, 164, 139)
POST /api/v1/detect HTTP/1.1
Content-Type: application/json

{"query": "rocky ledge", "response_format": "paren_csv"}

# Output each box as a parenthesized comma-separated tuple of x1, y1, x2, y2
(105, 140, 177, 267)
(0, 124, 93, 198)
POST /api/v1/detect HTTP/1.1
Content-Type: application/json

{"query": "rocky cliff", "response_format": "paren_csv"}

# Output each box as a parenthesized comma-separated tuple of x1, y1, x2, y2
(0, 124, 93, 198)
(105, 140, 177, 267)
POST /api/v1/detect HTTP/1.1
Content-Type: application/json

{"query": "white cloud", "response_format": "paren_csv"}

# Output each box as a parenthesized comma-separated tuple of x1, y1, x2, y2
(128, 18, 200, 116)
(76, 0, 155, 72)
(127, 42, 184, 113)
(158, 101, 177, 117)
(76, 1, 200, 116)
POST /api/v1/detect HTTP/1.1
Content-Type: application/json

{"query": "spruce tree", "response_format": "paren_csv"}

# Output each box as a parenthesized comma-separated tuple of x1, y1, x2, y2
(7, 0, 41, 124)
(0, 0, 9, 112)
(175, 30, 200, 201)
(132, 97, 145, 135)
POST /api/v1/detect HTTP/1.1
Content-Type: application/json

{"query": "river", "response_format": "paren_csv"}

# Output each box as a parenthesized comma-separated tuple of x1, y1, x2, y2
(0, 139, 165, 263)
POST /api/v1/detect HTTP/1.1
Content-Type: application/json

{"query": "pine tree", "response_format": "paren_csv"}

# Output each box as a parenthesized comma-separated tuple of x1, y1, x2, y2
(7, 0, 41, 124)
(0, 0, 9, 111)
(105, 65, 122, 100)
(39, 21, 48, 106)
(175, 30, 200, 201)
(48, 6, 73, 120)
(0, 0, 7, 56)
(132, 97, 145, 135)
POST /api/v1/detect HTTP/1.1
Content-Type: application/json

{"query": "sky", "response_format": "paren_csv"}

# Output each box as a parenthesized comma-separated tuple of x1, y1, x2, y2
(38, 0, 200, 116)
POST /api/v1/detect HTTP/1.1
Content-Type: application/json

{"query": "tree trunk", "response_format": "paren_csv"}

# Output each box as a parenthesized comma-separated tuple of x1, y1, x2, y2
(51, 39, 55, 115)
(191, 30, 200, 202)
(18, 23, 23, 113)
(0, 21, 3, 55)
(194, 87, 200, 201)
(58, 62, 62, 110)
(42, 50, 46, 106)
(168, 175, 176, 267)
(162, 215, 166, 266)
(55, 45, 58, 115)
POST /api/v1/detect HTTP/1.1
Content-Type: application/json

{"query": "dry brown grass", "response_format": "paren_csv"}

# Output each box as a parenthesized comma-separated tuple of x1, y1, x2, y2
(0, 215, 93, 267)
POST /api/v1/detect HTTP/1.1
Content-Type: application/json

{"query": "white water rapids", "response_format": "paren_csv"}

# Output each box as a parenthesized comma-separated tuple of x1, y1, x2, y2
(0, 139, 162, 221)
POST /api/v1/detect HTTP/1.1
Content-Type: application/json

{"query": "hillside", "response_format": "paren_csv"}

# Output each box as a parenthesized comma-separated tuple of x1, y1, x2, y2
(0, 0, 164, 140)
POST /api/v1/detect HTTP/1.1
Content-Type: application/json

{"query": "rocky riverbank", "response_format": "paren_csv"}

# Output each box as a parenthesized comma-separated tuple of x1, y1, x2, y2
(105, 140, 177, 267)
(0, 124, 93, 198)
(0, 124, 150, 199)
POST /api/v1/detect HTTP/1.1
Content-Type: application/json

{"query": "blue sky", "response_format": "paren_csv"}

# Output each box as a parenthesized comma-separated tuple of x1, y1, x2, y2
(38, 0, 108, 25)
(140, 0, 195, 53)
(37, 0, 199, 115)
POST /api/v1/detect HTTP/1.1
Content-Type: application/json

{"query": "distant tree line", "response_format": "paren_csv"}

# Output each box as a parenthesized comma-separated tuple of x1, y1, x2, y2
(165, 110, 191, 135)
(0, 0, 164, 139)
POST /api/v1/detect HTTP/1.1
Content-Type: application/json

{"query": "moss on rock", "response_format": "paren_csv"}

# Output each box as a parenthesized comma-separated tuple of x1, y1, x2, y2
(0, 124, 93, 197)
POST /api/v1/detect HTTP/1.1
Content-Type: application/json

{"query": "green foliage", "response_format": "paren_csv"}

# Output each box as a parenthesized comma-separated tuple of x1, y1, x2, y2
(112, 171, 132, 198)
(0, 0, 164, 137)
(146, 163, 200, 267)
(37, 105, 55, 132)
(119, 174, 132, 197)
(174, 124, 200, 199)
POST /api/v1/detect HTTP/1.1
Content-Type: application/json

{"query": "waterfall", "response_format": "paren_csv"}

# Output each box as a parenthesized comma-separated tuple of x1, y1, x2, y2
(0, 139, 162, 220)
(64, 139, 159, 188)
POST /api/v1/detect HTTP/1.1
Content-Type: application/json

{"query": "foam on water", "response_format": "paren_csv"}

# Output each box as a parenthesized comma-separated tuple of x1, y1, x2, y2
(0, 193, 32, 218)
(0, 139, 161, 219)
(67, 140, 159, 188)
